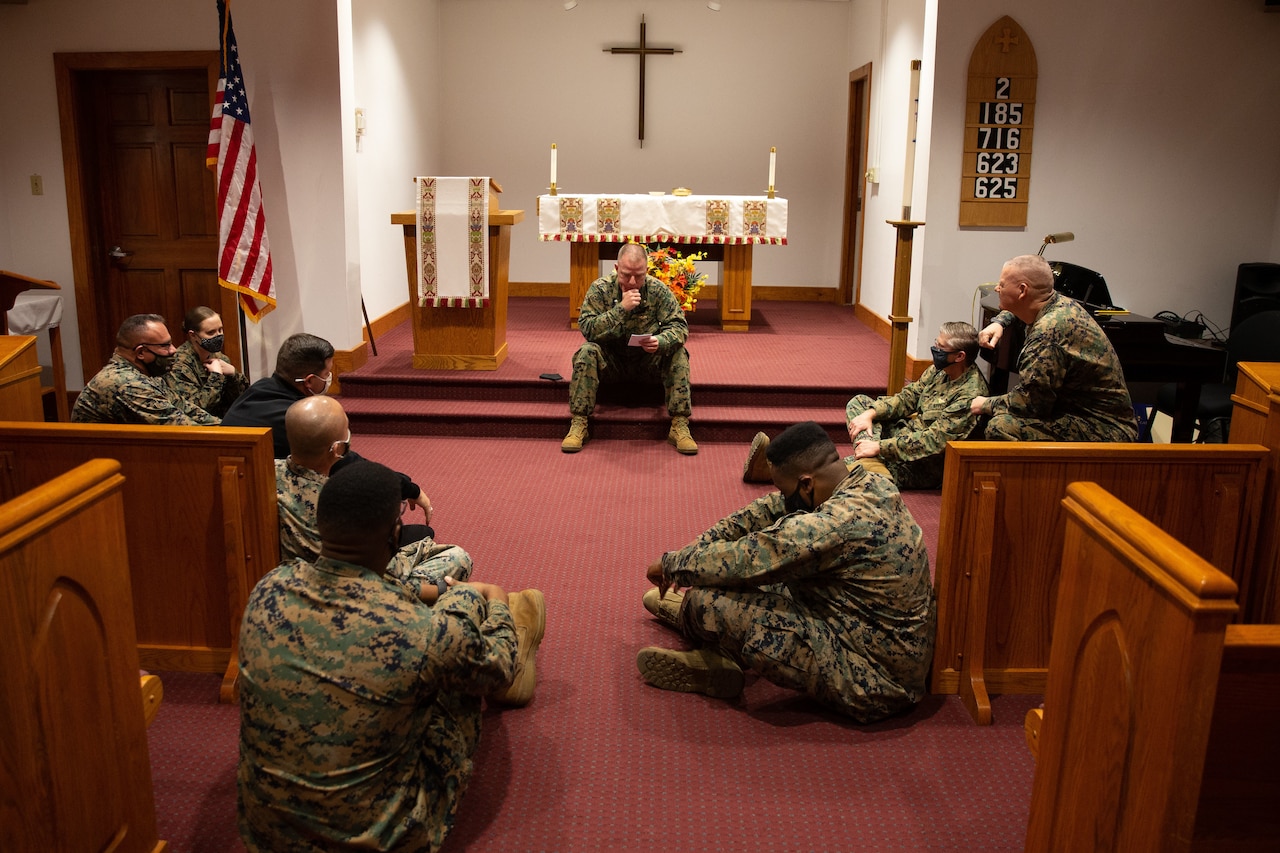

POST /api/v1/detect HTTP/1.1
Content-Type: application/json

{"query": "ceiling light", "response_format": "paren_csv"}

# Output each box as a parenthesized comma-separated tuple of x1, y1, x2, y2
(708, 1, 722, 10)
(564, 1, 578, 10)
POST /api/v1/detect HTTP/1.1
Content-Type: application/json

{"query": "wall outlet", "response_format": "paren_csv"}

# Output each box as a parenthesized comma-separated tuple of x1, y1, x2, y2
(30, 175, 43, 196)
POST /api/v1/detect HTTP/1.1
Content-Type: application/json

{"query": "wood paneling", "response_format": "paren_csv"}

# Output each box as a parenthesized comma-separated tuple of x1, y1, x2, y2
(0, 459, 166, 852)
(931, 441, 1268, 724)
(0, 422, 278, 700)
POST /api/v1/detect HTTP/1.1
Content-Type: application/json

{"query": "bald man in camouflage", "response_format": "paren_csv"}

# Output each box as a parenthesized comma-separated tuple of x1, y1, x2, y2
(970, 254, 1138, 442)
(638, 421, 935, 724)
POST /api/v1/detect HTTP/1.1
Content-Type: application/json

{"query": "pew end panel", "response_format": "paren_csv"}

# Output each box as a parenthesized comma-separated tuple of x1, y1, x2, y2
(1027, 482, 1280, 852)
(932, 442, 1267, 725)
(0, 459, 167, 852)
(0, 422, 278, 702)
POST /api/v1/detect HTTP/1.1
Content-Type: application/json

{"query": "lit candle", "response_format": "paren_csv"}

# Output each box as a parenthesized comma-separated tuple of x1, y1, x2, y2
(768, 147, 776, 189)
(902, 60, 921, 215)
(550, 143, 557, 187)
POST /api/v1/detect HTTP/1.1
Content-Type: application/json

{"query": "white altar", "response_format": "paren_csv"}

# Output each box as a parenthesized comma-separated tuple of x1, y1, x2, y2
(538, 193, 789, 331)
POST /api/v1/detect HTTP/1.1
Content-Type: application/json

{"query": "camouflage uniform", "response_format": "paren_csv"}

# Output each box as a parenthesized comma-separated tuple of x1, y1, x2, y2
(569, 273, 692, 417)
(660, 463, 935, 723)
(164, 340, 249, 419)
(845, 363, 988, 490)
(71, 353, 221, 425)
(982, 292, 1138, 441)
(274, 458, 472, 589)
(238, 556, 517, 852)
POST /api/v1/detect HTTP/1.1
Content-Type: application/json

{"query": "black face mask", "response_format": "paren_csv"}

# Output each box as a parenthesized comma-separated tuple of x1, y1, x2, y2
(138, 347, 174, 377)
(930, 345, 953, 371)
(783, 481, 813, 514)
(200, 334, 225, 353)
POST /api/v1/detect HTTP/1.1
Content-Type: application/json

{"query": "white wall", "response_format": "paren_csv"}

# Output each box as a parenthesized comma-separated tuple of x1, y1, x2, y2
(435, 0, 852, 291)
(351, 0, 444, 320)
(916, 0, 1280, 340)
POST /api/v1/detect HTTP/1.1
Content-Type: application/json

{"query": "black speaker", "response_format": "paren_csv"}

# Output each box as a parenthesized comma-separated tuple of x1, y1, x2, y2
(1230, 262, 1280, 331)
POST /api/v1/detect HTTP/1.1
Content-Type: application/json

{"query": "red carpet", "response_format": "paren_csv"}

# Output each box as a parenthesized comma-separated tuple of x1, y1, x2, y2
(338, 298, 891, 443)
(146, 434, 1037, 852)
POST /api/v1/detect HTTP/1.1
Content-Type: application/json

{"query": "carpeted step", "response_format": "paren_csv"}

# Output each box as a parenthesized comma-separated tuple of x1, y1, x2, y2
(339, 394, 850, 444)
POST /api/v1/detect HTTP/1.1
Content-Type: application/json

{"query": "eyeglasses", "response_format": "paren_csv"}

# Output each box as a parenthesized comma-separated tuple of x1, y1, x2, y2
(136, 340, 174, 353)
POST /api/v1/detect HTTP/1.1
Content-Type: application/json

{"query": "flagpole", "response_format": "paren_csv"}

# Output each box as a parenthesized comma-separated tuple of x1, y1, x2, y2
(237, 301, 251, 382)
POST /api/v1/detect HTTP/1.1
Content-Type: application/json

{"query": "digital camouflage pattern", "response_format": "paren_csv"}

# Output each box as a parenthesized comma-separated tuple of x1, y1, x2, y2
(569, 272, 692, 417)
(845, 363, 988, 490)
(984, 292, 1138, 441)
(660, 463, 935, 723)
(274, 458, 472, 589)
(238, 556, 516, 852)
(71, 353, 221, 425)
(165, 340, 249, 419)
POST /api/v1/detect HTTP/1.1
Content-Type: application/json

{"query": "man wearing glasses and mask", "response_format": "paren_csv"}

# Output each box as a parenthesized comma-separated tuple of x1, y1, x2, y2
(72, 313, 222, 425)
(638, 421, 935, 724)
(742, 322, 986, 491)
(223, 332, 435, 526)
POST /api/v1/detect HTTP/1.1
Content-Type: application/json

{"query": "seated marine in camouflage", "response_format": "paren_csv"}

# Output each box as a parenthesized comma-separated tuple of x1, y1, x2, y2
(562, 242, 697, 455)
(970, 254, 1138, 442)
(741, 322, 987, 491)
(639, 421, 936, 724)
(275, 395, 468, 605)
(71, 313, 221, 425)
(239, 461, 546, 851)
(164, 306, 249, 419)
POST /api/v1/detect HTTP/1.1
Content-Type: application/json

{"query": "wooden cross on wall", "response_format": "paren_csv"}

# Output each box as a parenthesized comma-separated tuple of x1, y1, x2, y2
(604, 15, 682, 148)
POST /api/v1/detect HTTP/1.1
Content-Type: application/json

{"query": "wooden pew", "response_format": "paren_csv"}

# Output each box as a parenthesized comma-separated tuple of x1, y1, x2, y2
(932, 441, 1269, 724)
(0, 421, 278, 701)
(1025, 481, 1280, 852)
(0, 459, 167, 852)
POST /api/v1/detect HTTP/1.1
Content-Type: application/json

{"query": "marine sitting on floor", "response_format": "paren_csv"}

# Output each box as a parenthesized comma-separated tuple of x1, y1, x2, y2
(639, 420, 936, 723)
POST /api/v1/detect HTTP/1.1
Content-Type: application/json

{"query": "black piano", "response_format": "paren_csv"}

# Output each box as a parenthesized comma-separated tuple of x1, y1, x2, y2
(979, 290, 1226, 442)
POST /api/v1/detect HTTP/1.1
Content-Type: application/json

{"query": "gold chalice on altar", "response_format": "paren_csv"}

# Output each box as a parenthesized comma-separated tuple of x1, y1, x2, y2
(672, 187, 692, 196)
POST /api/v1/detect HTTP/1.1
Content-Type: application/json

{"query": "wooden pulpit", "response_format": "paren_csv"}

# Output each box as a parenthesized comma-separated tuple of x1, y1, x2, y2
(391, 180, 523, 370)
(2, 270, 68, 420)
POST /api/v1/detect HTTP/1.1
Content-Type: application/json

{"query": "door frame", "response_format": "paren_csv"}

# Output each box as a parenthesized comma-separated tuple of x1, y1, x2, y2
(838, 63, 873, 306)
(54, 51, 223, 383)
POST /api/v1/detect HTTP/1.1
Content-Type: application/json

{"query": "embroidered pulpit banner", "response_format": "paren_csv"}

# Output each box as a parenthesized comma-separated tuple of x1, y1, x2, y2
(415, 177, 490, 307)
(537, 194, 788, 245)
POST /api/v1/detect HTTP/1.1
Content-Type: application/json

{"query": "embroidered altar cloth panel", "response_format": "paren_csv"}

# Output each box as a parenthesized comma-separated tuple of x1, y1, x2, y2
(538, 194, 787, 245)
(415, 177, 490, 307)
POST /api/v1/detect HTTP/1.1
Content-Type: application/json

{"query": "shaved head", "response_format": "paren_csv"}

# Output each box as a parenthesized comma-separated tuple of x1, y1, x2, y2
(285, 396, 349, 461)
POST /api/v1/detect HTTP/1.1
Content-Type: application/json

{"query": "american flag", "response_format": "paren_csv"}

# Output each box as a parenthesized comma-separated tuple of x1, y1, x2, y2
(207, 0, 275, 322)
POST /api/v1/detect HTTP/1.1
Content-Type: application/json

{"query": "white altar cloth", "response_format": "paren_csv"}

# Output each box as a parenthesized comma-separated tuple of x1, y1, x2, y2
(538, 194, 787, 245)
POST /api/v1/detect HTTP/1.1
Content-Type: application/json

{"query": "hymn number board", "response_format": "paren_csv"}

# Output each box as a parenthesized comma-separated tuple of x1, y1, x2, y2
(960, 16, 1038, 228)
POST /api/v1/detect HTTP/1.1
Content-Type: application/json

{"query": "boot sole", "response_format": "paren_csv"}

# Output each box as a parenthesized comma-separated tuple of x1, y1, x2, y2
(636, 647, 743, 699)
(667, 436, 698, 455)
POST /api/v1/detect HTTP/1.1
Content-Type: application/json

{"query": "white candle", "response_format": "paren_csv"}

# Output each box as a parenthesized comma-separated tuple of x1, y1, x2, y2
(903, 61, 921, 213)
(550, 143, 557, 187)
(768, 147, 776, 188)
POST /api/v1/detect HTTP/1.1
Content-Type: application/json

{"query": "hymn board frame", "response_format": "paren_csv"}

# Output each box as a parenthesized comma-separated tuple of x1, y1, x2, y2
(960, 16, 1037, 228)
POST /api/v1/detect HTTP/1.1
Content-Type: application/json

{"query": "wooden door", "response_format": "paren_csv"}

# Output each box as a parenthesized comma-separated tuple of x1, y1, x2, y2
(839, 64, 872, 306)
(55, 53, 240, 383)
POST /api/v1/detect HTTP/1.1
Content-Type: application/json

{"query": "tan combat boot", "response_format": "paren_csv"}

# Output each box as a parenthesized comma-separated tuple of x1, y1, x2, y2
(742, 432, 771, 482)
(667, 416, 698, 455)
(642, 588, 684, 631)
(491, 588, 546, 708)
(561, 416, 589, 453)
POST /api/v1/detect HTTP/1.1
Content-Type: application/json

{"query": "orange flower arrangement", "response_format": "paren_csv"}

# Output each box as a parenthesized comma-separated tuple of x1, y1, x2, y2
(644, 245, 708, 312)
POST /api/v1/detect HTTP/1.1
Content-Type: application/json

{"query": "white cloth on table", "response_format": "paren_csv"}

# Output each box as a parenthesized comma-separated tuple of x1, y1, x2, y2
(415, 176, 490, 308)
(6, 290, 62, 335)
(537, 193, 788, 244)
